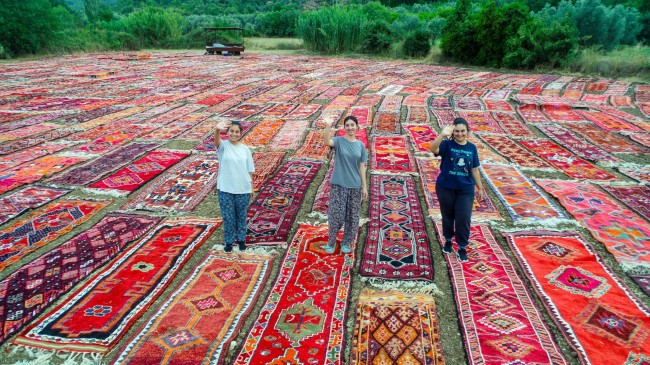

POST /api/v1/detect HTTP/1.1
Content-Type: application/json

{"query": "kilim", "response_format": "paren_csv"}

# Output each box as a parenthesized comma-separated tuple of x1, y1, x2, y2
(0, 199, 109, 272)
(610, 95, 634, 107)
(429, 96, 452, 109)
(179, 119, 217, 141)
(49, 142, 160, 186)
(579, 110, 645, 133)
(0, 114, 59, 134)
(351, 290, 445, 365)
(0, 123, 61, 143)
(567, 122, 648, 154)
(241, 118, 284, 148)
(372, 111, 401, 135)
(415, 157, 502, 220)
(481, 163, 566, 222)
(492, 112, 536, 137)
(468, 136, 508, 163)
(138, 113, 209, 140)
(122, 155, 218, 212)
(600, 183, 650, 226)
(519, 139, 617, 180)
(220, 104, 269, 120)
(403, 93, 428, 106)
(0, 213, 161, 344)
(431, 110, 459, 129)
(258, 103, 296, 118)
(378, 85, 404, 96)
(378, 95, 403, 112)
(631, 121, 650, 133)
(89, 150, 189, 194)
(14, 218, 220, 353)
(292, 130, 331, 161)
(483, 99, 513, 112)
(246, 159, 322, 244)
(371, 135, 416, 173)
(483, 89, 511, 100)
(454, 97, 484, 111)
(405, 124, 437, 152)
(197, 93, 233, 106)
(1, 96, 123, 112)
(405, 105, 429, 124)
(0, 128, 74, 156)
(621, 166, 650, 185)
(586, 81, 610, 92)
(0, 186, 70, 225)
(233, 223, 352, 365)
(433, 222, 568, 365)
(459, 112, 504, 134)
(310, 160, 334, 217)
(268, 120, 309, 150)
(0, 141, 77, 172)
(284, 103, 321, 119)
(536, 179, 650, 270)
(68, 119, 135, 141)
(478, 135, 554, 170)
(361, 174, 434, 281)
(541, 104, 584, 122)
(251, 151, 285, 191)
(503, 230, 650, 365)
(537, 124, 620, 163)
(629, 133, 650, 149)
(0, 154, 87, 194)
(312, 109, 344, 128)
(55, 106, 128, 125)
(69, 123, 157, 155)
(326, 95, 358, 110)
(112, 252, 274, 365)
(582, 94, 608, 104)
(516, 104, 550, 124)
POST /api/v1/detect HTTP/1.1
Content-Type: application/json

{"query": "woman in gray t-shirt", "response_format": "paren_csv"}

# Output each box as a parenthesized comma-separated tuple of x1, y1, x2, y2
(323, 115, 368, 254)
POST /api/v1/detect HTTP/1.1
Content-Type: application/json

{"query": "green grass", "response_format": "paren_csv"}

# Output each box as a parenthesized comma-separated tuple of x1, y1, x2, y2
(566, 46, 650, 82)
(245, 37, 304, 51)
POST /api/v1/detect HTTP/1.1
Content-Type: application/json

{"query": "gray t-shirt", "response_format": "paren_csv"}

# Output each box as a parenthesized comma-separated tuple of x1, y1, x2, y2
(330, 137, 368, 189)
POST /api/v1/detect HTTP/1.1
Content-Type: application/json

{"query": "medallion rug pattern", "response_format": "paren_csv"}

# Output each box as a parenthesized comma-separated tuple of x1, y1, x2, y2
(0, 186, 70, 225)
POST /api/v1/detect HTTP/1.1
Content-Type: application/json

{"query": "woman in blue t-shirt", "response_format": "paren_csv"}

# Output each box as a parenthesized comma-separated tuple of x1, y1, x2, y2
(430, 118, 484, 262)
(323, 115, 368, 254)
(214, 120, 255, 252)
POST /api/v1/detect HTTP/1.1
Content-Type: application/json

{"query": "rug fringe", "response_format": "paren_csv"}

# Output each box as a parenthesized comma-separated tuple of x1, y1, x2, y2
(56, 151, 100, 159)
(8, 346, 55, 365)
(369, 171, 419, 177)
(81, 187, 129, 197)
(621, 262, 650, 275)
(210, 244, 278, 256)
(307, 211, 328, 220)
(360, 277, 442, 296)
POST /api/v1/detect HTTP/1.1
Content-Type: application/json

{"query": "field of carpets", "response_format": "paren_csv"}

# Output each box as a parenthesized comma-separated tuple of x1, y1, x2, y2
(0, 51, 648, 365)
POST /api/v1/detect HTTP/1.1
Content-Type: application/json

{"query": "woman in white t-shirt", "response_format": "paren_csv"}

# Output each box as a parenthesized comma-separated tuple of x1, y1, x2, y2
(214, 121, 255, 252)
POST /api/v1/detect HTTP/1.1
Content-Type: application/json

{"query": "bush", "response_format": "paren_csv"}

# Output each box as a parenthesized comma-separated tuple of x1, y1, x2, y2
(0, 0, 60, 56)
(119, 7, 184, 49)
(361, 21, 393, 54)
(504, 18, 579, 68)
(257, 9, 299, 37)
(402, 29, 430, 57)
(473, 1, 531, 67)
(296, 6, 364, 53)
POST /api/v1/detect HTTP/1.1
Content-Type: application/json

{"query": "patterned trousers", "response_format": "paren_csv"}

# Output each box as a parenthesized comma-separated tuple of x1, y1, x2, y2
(327, 184, 362, 246)
(218, 190, 250, 245)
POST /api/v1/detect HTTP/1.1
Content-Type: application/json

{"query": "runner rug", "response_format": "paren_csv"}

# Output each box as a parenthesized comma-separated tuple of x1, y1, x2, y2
(241, 118, 284, 148)
(122, 155, 219, 212)
(599, 184, 650, 222)
(0, 213, 161, 344)
(310, 160, 334, 218)
(568, 122, 648, 154)
(252, 151, 285, 191)
(535, 179, 650, 271)
(0, 141, 78, 173)
(405, 124, 437, 152)
(89, 150, 189, 195)
(405, 105, 430, 124)
(0, 199, 109, 272)
(459, 111, 504, 134)
(351, 290, 445, 365)
(579, 110, 644, 133)
(415, 157, 502, 221)
(361, 174, 434, 281)
(49, 142, 160, 186)
(481, 163, 566, 222)
(14, 217, 220, 353)
(112, 251, 274, 365)
(536, 124, 620, 164)
(619, 165, 650, 185)
(518, 139, 617, 181)
(492, 112, 536, 137)
(232, 223, 352, 365)
(268, 120, 309, 150)
(246, 159, 322, 244)
(478, 135, 555, 170)
(0, 186, 70, 225)
(0, 154, 85, 194)
(503, 230, 650, 365)
(292, 130, 331, 161)
(516, 104, 550, 124)
(220, 103, 269, 120)
(432, 221, 567, 365)
(372, 111, 400, 135)
(371, 135, 416, 174)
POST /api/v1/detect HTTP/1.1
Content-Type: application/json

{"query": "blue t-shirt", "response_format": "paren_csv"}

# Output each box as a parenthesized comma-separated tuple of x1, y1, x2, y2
(435, 139, 480, 191)
(330, 137, 368, 189)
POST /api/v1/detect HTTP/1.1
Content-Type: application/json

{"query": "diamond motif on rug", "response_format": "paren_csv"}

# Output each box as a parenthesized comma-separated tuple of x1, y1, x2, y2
(189, 295, 226, 312)
(479, 313, 526, 334)
(546, 265, 611, 298)
(535, 241, 575, 259)
(488, 336, 534, 358)
(276, 298, 325, 345)
(474, 292, 516, 312)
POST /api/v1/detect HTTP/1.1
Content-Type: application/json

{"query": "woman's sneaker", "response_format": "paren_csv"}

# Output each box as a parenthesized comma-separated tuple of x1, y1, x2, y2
(224, 244, 233, 253)
(341, 243, 352, 253)
(456, 248, 468, 262)
(237, 242, 247, 251)
(442, 241, 453, 254)
(325, 244, 336, 254)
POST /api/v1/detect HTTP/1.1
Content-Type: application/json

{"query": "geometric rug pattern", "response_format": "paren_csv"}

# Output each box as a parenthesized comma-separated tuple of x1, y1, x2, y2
(0, 185, 70, 225)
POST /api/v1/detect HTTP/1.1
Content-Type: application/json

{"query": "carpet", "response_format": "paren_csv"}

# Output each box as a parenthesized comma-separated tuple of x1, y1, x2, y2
(405, 124, 437, 152)
(568, 122, 648, 154)
(516, 104, 550, 124)
(415, 157, 502, 221)
(459, 112, 504, 134)
(468, 137, 508, 164)
(405, 105, 430, 124)
(378, 95, 403, 112)
(582, 94, 608, 104)
(292, 130, 331, 161)
(138, 114, 209, 141)
(518, 139, 617, 180)
(503, 230, 650, 365)
(478, 135, 555, 170)
(241, 119, 285, 148)
(454, 97, 484, 111)
(600, 184, 650, 222)
(251, 151, 285, 191)
(337, 128, 369, 149)
(260, 103, 297, 118)
(111, 251, 274, 365)
(49, 142, 160, 186)
(429, 96, 452, 109)
(371, 136, 416, 174)
(0, 141, 78, 173)
(14, 217, 220, 353)
(0, 129, 74, 156)
(0, 186, 70, 225)
(351, 290, 445, 365)
(268, 120, 309, 150)
(284, 103, 322, 119)
(121, 155, 219, 212)
(0, 213, 161, 344)
(579, 110, 644, 133)
(372, 112, 401, 135)
(247, 159, 322, 244)
(348, 106, 372, 127)
(69, 124, 157, 155)
(89, 150, 189, 194)
(610, 95, 634, 107)
(536, 179, 650, 270)
(232, 223, 352, 365)
(483, 99, 513, 112)
(492, 112, 536, 138)
(481, 163, 566, 222)
(0, 199, 109, 272)
(310, 161, 334, 218)
(431, 110, 459, 129)
(541, 104, 584, 122)
(0, 123, 61, 143)
(220, 103, 269, 120)
(0, 155, 87, 195)
(327, 95, 359, 111)
(361, 174, 434, 281)
(629, 133, 650, 149)
(618, 165, 650, 185)
(74, 106, 147, 131)
(432, 222, 568, 365)
(180, 119, 218, 141)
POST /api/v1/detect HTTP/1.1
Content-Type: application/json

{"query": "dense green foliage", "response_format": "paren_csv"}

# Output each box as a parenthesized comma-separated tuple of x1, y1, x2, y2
(402, 29, 431, 57)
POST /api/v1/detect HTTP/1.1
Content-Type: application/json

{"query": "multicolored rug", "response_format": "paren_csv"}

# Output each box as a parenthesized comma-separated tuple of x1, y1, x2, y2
(481, 163, 566, 222)
(351, 290, 445, 365)
(0, 213, 161, 344)
(252, 151, 285, 191)
(111, 251, 274, 365)
(0, 123, 61, 143)
(372, 111, 401, 135)
(232, 223, 352, 365)
(405, 105, 430, 124)
(537, 124, 620, 164)
(492, 112, 536, 137)
(541, 104, 584, 122)
(483, 99, 513, 112)
(49, 142, 160, 186)
(516, 104, 550, 124)
(0, 141, 78, 173)
(284, 103, 321, 119)
(518, 139, 617, 180)
(89, 150, 189, 194)
(361, 174, 433, 281)
(241, 119, 285, 148)
(0, 129, 74, 156)
(14, 217, 220, 353)
(629, 133, 650, 149)
(220, 103, 269, 120)
(568, 122, 648, 154)
(70, 124, 157, 155)
(599, 184, 650, 222)
(429, 96, 452, 109)
(310, 160, 334, 218)
(535, 179, 650, 270)
(432, 222, 568, 365)
(0, 199, 109, 272)
(405, 124, 437, 152)
(0, 185, 70, 225)
(454, 97, 484, 111)
(619, 165, 650, 185)
(371, 136, 416, 174)
(337, 128, 369, 149)
(478, 135, 555, 170)
(247, 159, 322, 244)
(121, 155, 219, 212)
(292, 130, 331, 161)
(415, 157, 502, 221)
(459, 112, 504, 134)
(503, 230, 650, 365)
(268, 119, 309, 150)
(579, 110, 644, 133)
(348, 106, 372, 127)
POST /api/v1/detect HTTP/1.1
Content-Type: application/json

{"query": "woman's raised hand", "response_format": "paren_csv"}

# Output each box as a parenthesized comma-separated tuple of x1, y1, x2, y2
(216, 120, 231, 131)
(324, 116, 334, 128)
(441, 125, 454, 138)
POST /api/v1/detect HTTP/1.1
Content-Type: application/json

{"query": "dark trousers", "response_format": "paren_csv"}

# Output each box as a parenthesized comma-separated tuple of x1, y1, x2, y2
(436, 185, 474, 248)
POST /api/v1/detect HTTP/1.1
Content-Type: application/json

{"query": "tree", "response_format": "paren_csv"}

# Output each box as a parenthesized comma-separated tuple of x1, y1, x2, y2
(0, 0, 60, 56)
(84, 0, 100, 23)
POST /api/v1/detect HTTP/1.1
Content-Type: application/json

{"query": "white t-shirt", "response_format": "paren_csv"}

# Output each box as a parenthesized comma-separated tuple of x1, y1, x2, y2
(217, 140, 255, 194)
